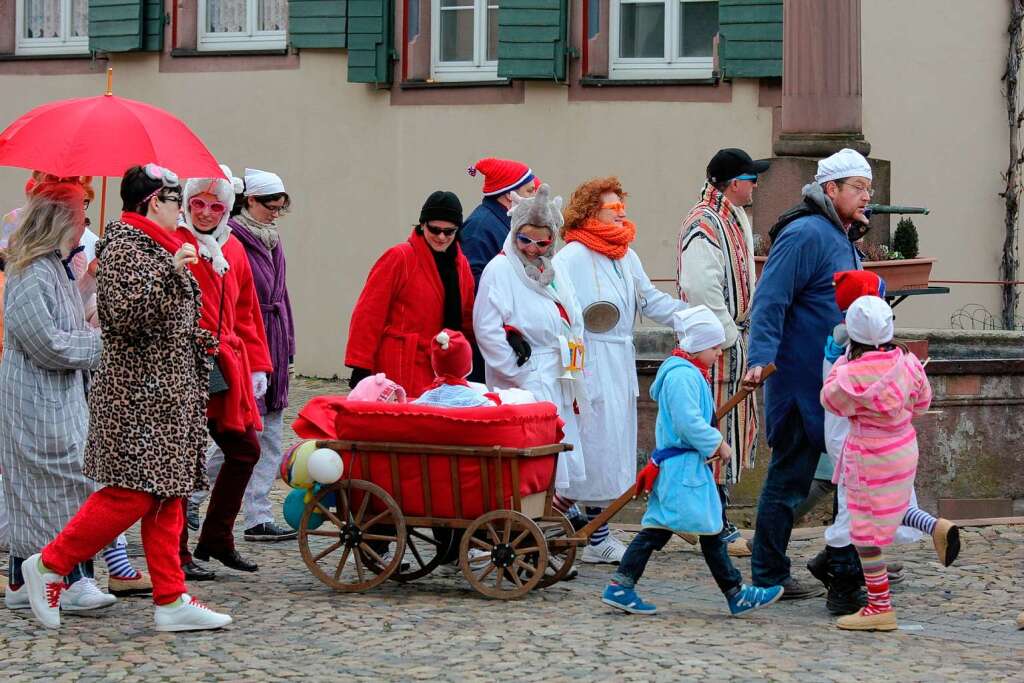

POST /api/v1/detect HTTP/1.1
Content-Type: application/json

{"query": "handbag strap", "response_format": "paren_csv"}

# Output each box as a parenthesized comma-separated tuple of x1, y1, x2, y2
(215, 275, 226, 340)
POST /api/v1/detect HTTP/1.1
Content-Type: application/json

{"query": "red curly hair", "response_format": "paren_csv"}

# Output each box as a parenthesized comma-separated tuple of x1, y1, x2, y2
(562, 176, 628, 237)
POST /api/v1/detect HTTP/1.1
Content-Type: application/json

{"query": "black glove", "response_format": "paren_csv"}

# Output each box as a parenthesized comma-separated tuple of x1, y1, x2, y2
(504, 326, 532, 367)
(348, 366, 372, 389)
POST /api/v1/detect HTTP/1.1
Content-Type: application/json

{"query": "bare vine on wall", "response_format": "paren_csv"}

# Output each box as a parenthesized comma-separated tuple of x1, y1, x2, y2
(1000, 0, 1024, 329)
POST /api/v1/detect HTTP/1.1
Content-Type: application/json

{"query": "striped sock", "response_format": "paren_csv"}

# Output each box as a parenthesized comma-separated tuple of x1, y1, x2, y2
(856, 546, 892, 615)
(586, 507, 608, 546)
(101, 543, 140, 580)
(552, 493, 573, 515)
(901, 506, 938, 535)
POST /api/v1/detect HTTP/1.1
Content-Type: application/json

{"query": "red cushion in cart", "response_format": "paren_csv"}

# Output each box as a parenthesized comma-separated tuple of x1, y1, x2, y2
(292, 397, 565, 519)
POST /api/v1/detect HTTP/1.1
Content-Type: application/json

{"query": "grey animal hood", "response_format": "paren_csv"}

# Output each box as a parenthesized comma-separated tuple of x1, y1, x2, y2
(508, 183, 564, 233)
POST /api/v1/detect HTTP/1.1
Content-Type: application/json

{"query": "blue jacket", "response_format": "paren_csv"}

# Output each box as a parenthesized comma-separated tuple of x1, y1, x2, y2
(747, 183, 860, 450)
(459, 197, 510, 288)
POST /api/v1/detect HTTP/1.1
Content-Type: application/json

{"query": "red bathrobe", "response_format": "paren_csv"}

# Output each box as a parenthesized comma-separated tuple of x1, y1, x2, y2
(345, 230, 475, 398)
(181, 229, 273, 433)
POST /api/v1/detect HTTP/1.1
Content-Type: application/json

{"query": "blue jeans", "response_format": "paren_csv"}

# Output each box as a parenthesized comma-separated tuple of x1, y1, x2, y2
(8, 553, 92, 587)
(751, 407, 822, 586)
(612, 528, 742, 594)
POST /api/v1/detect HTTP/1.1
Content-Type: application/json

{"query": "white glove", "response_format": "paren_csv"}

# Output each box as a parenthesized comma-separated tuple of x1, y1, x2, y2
(251, 371, 268, 399)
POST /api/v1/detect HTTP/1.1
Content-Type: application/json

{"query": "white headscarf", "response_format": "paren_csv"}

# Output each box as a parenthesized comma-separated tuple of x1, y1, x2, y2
(675, 305, 726, 353)
(244, 168, 286, 196)
(181, 164, 243, 275)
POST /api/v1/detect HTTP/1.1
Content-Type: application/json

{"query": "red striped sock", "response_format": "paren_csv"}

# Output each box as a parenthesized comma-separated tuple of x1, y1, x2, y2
(856, 545, 892, 615)
(552, 493, 574, 515)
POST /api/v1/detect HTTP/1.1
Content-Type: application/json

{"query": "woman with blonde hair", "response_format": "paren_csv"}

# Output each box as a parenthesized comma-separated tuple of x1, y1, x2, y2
(0, 179, 117, 614)
(553, 176, 687, 564)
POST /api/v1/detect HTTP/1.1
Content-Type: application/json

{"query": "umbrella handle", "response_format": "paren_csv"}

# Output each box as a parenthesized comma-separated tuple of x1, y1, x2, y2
(99, 176, 108, 237)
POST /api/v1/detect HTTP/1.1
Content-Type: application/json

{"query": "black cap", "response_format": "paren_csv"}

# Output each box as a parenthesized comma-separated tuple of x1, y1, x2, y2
(706, 148, 771, 184)
(419, 190, 463, 227)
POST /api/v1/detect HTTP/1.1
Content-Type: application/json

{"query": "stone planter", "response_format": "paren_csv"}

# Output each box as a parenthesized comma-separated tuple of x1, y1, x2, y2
(862, 257, 936, 291)
(754, 255, 767, 280)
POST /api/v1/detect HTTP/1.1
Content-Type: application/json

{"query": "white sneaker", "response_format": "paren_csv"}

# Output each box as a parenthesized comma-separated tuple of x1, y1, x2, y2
(544, 555, 579, 581)
(378, 547, 411, 572)
(21, 552, 64, 629)
(154, 594, 232, 632)
(61, 577, 118, 613)
(443, 548, 490, 574)
(5, 583, 30, 610)
(582, 535, 627, 564)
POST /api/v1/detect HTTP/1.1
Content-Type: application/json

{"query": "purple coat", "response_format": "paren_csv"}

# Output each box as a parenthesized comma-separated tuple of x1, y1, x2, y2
(230, 219, 296, 414)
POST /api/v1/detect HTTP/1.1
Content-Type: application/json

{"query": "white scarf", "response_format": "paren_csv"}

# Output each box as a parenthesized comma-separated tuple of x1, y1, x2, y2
(182, 172, 238, 275)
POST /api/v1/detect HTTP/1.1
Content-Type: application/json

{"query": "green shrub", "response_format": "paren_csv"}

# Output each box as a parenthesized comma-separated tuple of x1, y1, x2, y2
(892, 217, 919, 259)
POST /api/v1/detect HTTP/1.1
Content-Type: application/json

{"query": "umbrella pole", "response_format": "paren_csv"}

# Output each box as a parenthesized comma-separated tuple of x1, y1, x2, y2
(99, 176, 108, 237)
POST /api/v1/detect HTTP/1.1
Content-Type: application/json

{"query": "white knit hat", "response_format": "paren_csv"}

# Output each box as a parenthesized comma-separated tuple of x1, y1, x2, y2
(845, 295, 894, 347)
(181, 164, 242, 275)
(675, 305, 726, 353)
(815, 148, 872, 185)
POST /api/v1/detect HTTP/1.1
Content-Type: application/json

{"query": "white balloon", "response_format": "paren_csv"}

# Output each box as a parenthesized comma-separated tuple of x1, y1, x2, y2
(307, 448, 344, 485)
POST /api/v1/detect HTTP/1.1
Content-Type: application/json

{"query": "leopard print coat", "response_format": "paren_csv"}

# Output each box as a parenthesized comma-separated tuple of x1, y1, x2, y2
(83, 220, 217, 498)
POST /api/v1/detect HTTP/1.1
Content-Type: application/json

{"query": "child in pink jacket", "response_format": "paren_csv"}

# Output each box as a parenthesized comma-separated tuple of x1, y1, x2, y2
(821, 295, 932, 632)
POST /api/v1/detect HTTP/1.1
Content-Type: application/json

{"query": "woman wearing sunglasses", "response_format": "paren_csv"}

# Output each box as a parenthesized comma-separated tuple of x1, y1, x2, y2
(474, 184, 587, 498)
(552, 177, 687, 566)
(345, 190, 475, 398)
(19, 164, 233, 631)
(176, 166, 272, 580)
(188, 168, 295, 543)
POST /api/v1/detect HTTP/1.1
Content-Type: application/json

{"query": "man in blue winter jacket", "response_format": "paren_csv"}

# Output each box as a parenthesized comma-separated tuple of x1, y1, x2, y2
(744, 148, 871, 600)
(460, 157, 537, 382)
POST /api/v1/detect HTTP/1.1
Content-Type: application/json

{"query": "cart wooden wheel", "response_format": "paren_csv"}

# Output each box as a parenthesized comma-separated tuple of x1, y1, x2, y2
(362, 527, 453, 583)
(460, 510, 548, 600)
(298, 479, 406, 592)
(536, 513, 578, 588)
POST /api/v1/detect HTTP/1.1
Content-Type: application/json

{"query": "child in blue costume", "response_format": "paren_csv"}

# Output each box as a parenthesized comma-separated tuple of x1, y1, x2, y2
(601, 305, 785, 616)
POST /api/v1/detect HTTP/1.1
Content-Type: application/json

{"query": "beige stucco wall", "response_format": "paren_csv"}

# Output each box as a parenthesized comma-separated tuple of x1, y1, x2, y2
(0, 0, 1016, 377)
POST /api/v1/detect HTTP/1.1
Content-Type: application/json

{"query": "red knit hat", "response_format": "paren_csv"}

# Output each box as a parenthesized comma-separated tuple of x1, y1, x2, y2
(467, 158, 535, 197)
(430, 329, 473, 380)
(834, 270, 886, 312)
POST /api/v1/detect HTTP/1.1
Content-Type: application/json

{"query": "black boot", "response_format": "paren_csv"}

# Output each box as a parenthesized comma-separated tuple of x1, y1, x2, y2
(826, 576, 867, 615)
(806, 548, 831, 590)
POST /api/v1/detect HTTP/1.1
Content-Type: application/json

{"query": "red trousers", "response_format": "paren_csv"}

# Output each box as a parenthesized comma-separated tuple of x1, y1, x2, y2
(179, 421, 260, 563)
(42, 486, 186, 605)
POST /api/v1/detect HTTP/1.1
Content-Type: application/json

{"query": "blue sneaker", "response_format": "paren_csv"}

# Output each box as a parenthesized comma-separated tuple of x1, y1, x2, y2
(602, 583, 657, 615)
(727, 584, 784, 616)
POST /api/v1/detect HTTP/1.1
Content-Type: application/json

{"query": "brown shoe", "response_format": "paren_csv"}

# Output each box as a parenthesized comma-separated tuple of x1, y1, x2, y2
(675, 532, 698, 545)
(836, 607, 898, 631)
(728, 537, 752, 557)
(108, 571, 153, 597)
(932, 518, 961, 567)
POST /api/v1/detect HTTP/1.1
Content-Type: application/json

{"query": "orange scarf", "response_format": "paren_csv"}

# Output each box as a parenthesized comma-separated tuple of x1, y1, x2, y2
(563, 218, 637, 260)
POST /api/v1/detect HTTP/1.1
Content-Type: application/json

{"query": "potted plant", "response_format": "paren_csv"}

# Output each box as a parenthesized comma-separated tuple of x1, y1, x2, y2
(858, 217, 936, 291)
(753, 234, 769, 280)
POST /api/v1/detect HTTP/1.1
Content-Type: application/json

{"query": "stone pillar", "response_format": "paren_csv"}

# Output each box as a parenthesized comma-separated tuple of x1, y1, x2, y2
(752, 0, 890, 245)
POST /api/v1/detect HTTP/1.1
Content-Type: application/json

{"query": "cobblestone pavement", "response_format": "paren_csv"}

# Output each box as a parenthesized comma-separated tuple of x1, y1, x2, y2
(2, 377, 1022, 682)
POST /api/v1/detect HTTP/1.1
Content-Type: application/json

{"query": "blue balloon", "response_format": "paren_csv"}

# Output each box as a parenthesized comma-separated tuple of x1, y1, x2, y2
(284, 487, 324, 531)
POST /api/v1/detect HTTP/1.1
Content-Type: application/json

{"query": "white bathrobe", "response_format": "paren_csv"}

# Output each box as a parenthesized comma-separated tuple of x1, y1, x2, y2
(473, 232, 587, 490)
(553, 242, 686, 504)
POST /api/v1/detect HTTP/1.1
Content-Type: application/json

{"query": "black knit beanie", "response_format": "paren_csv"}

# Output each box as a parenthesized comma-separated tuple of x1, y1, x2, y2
(419, 190, 463, 227)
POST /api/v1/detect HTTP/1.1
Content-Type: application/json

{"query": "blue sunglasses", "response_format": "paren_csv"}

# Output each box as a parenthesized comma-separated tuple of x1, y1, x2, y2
(735, 174, 758, 182)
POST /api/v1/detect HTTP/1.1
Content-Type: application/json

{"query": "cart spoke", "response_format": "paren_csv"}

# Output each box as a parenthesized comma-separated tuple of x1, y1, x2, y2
(511, 528, 531, 548)
(334, 546, 352, 581)
(354, 547, 366, 583)
(407, 537, 426, 569)
(469, 536, 495, 552)
(502, 520, 512, 543)
(305, 529, 342, 538)
(354, 489, 371, 524)
(317, 503, 348, 530)
(362, 533, 399, 543)
(514, 546, 540, 555)
(475, 560, 496, 583)
(509, 567, 524, 589)
(360, 509, 392, 530)
(494, 566, 505, 591)
(313, 540, 343, 563)
(334, 488, 351, 521)
(485, 523, 501, 545)
(359, 542, 386, 566)
(513, 558, 538, 578)
(410, 529, 443, 548)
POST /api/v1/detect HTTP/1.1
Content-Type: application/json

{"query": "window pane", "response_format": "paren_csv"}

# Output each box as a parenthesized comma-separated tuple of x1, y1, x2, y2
(208, 0, 247, 33)
(258, 0, 288, 31)
(620, 2, 664, 59)
(70, 0, 88, 38)
(23, 0, 61, 39)
(679, 0, 717, 58)
(440, 6, 474, 61)
(487, 4, 498, 62)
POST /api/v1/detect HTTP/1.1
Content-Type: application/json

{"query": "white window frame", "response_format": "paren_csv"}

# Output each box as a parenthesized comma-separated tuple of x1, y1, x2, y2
(15, 0, 89, 56)
(609, 0, 716, 80)
(197, 0, 288, 52)
(430, 0, 500, 83)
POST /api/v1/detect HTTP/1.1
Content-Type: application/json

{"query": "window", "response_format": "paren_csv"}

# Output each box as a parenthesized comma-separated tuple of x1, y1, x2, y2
(198, 0, 288, 51)
(609, 0, 717, 79)
(430, 0, 499, 82)
(15, 0, 89, 55)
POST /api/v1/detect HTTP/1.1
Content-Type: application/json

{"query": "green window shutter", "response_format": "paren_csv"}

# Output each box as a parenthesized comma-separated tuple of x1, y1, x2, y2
(718, 0, 782, 79)
(496, 0, 569, 82)
(89, 0, 144, 53)
(347, 0, 393, 85)
(142, 0, 165, 52)
(290, 0, 348, 49)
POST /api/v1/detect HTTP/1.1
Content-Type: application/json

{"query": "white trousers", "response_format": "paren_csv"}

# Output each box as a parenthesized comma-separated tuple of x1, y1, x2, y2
(192, 410, 284, 530)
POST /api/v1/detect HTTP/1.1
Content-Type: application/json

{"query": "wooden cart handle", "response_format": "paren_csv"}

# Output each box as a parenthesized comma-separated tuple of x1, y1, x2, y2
(569, 362, 776, 543)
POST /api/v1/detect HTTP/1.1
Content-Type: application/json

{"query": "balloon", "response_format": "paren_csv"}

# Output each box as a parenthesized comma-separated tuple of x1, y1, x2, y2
(283, 487, 324, 531)
(281, 440, 318, 489)
(308, 448, 344, 485)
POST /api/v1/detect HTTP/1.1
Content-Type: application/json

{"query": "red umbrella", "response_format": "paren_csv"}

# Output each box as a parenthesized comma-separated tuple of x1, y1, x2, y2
(0, 93, 224, 179)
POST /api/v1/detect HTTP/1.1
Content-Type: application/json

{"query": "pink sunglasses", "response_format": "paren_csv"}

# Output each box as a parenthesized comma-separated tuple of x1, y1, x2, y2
(189, 197, 227, 215)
